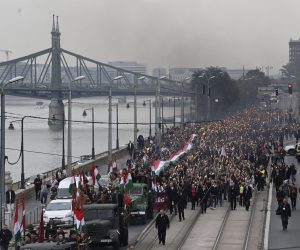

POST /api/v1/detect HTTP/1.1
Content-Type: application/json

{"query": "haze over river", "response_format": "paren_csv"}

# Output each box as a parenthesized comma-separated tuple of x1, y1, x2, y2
(4, 95, 185, 182)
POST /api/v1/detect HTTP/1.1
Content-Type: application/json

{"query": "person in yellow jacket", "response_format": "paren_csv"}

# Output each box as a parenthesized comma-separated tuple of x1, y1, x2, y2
(239, 183, 244, 206)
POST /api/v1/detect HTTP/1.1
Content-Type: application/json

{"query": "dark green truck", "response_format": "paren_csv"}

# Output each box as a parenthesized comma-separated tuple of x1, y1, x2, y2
(83, 204, 128, 250)
(128, 183, 154, 224)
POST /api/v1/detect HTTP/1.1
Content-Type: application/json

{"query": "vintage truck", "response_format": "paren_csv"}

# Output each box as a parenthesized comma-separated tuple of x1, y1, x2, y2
(128, 183, 154, 224)
(83, 203, 128, 249)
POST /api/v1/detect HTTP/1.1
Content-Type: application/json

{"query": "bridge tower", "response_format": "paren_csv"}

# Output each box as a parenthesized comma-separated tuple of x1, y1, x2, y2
(48, 15, 64, 128)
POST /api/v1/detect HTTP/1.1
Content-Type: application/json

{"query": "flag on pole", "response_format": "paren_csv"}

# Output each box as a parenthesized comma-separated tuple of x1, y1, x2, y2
(124, 190, 132, 206)
(74, 207, 85, 229)
(21, 193, 26, 237)
(74, 189, 85, 229)
(92, 163, 101, 186)
(126, 171, 133, 192)
(38, 210, 44, 243)
(14, 199, 21, 243)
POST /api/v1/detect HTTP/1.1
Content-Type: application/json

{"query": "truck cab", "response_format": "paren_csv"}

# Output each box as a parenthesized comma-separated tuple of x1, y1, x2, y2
(128, 183, 151, 224)
(83, 204, 128, 249)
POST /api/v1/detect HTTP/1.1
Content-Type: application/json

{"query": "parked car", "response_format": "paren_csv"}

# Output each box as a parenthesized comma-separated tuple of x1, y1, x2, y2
(43, 199, 73, 226)
(284, 143, 300, 155)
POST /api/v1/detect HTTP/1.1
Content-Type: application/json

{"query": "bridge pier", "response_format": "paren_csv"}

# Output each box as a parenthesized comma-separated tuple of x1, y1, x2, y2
(48, 98, 64, 129)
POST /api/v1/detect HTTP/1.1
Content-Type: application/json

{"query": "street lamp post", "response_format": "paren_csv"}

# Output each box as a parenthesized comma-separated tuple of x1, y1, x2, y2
(67, 75, 85, 176)
(109, 76, 123, 162)
(161, 97, 164, 134)
(62, 114, 65, 170)
(173, 97, 176, 127)
(143, 100, 152, 138)
(112, 103, 119, 150)
(82, 107, 95, 159)
(155, 76, 166, 144)
(0, 76, 24, 228)
(20, 116, 27, 189)
(181, 77, 191, 125)
(199, 74, 215, 120)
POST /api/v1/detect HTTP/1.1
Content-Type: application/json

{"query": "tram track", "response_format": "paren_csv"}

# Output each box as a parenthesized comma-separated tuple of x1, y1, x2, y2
(212, 191, 257, 250)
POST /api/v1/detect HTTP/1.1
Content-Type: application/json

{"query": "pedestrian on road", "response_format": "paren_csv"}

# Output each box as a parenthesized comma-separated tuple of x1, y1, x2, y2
(127, 141, 134, 158)
(40, 181, 49, 206)
(191, 183, 197, 210)
(166, 182, 178, 215)
(279, 198, 291, 231)
(289, 183, 297, 210)
(243, 183, 252, 211)
(155, 209, 170, 245)
(229, 181, 237, 210)
(34, 174, 42, 201)
(177, 190, 186, 222)
(0, 224, 12, 250)
(5, 186, 15, 212)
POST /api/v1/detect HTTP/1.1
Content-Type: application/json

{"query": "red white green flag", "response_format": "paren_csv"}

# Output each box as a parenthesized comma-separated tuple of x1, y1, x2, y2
(14, 199, 21, 242)
(92, 163, 101, 186)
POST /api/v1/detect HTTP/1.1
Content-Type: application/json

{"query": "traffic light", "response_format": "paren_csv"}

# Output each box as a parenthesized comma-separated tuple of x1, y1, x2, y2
(288, 84, 293, 94)
(275, 88, 279, 96)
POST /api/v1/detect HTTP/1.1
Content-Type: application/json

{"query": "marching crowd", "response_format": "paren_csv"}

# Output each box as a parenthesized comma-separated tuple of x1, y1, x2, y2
(1, 105, 300, 249)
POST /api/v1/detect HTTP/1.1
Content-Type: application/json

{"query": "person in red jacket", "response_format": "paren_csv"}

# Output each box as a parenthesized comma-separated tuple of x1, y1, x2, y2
(191, 183, 197, 210)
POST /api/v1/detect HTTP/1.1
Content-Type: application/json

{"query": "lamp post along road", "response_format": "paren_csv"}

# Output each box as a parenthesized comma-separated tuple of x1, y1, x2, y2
(109, 76, 123, 162)
(143, 100, 152, 138)
(181, 77, 191, 125)
(199, 74, 215, 120)
(67, 75, 85, 176)
(0, 76, 24, 228)
(134, 76, 138, 148)
(62, 114, 65, 170)
(83, 107, 95, 159)
(155, 76, 166, 144)
(113, 103, 119, 150)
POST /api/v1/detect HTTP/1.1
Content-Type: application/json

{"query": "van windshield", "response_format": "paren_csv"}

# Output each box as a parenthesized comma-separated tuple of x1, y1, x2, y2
(46, 202, 71, 211)
(57, 188, 72, 199)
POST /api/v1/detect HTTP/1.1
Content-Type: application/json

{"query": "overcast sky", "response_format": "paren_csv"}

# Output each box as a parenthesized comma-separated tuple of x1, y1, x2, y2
(1, 0, 300, 75)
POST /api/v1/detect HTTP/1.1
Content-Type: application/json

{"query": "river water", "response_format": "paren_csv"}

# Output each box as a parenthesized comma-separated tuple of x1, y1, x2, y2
(4, 95, 185, 181)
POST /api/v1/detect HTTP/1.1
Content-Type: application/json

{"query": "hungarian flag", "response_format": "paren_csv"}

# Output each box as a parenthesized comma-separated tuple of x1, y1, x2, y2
(69, 169, 76, 195)
(38, 210, 44, 243)
(151, 164, 156, 177)
(109, 159, 118, 173)
(74, 207, 85, 229)
(21, 193, 26, 237)
(92, 163, 101, 186)
(126, 172, 133, 192)
(124, 190, 132, 206)
(14, 199, 21, 242)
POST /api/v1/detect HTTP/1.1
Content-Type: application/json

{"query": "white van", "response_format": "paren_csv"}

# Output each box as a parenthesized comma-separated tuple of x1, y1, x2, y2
(57, 176, 97, 199)
(57, 177, 80, 199)
(43, 199, 73, 225)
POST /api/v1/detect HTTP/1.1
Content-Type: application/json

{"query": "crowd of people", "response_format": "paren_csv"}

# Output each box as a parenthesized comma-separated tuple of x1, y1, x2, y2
(3, 105, 300, 249)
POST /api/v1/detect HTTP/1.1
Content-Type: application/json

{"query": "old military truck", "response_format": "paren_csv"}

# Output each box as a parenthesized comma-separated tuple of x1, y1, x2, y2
(83, 204, 128, 250)
(128, 183, 152, 224)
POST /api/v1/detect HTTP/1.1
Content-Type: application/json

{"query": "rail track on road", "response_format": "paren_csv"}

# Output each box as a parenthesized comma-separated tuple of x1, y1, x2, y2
(135, 206, 201, 250)
(212, 191, 257, 250)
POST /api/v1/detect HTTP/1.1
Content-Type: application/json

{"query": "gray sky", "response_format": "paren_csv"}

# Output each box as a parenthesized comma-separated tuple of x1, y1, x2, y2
(1, 0, 300, 75)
